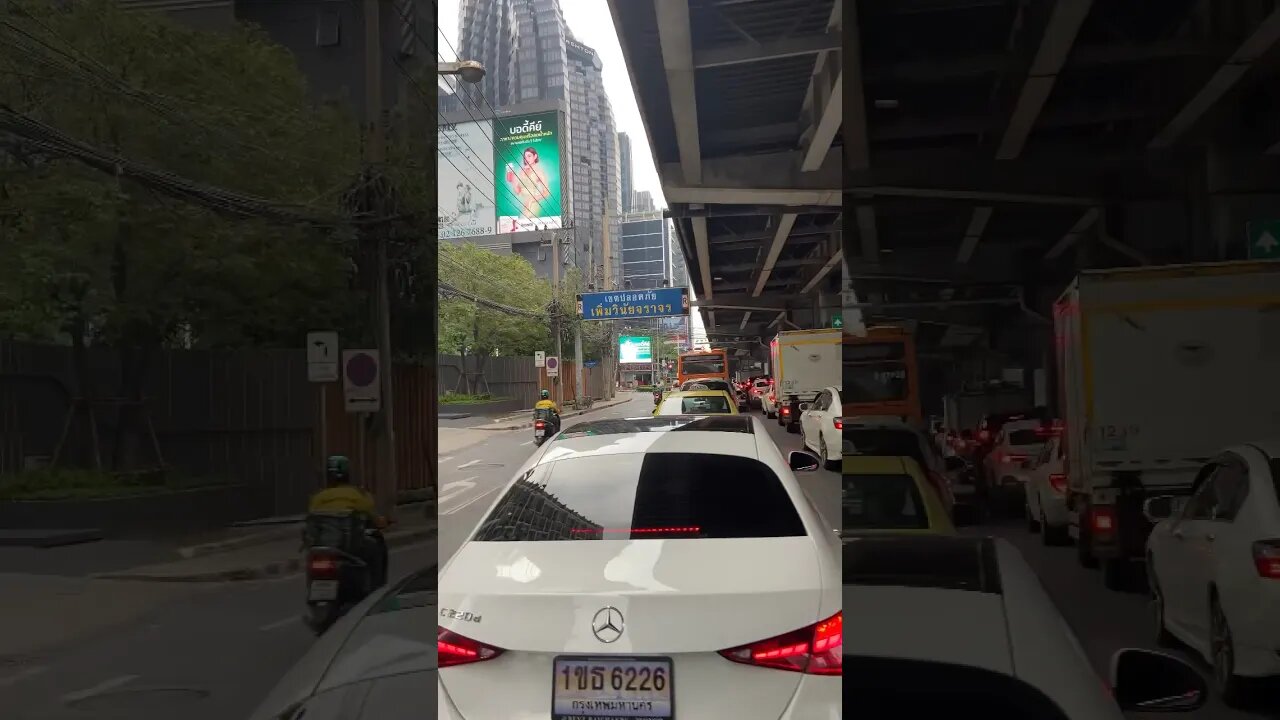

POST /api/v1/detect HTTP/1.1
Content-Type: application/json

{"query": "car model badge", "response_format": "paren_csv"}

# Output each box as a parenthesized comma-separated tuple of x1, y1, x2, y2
(591, 606, 624, 643)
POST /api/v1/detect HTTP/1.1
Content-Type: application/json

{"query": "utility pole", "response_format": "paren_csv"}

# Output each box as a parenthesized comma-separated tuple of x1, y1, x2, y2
(355, 0, 398, 520)
(550, 231, 564, 411)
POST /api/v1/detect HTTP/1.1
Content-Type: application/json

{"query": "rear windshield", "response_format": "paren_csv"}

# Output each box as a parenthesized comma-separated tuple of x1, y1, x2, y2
(473, 453, 805, 541)
(684, 380, 730, 393)
(1007, 430, 1042, 446)
(844, 429, 924, 466)
(843, 474, 929, 530)
(664, 395, 731, 414)
(681, 358, 724, 375)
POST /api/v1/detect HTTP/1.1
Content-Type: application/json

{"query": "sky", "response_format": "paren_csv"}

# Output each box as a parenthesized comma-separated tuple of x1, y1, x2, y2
(436, 0, 665, 209)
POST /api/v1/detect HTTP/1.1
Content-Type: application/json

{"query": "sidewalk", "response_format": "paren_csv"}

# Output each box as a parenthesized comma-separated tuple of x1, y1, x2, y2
(95, 503, 436, 583)
(466, 394, 634, 431)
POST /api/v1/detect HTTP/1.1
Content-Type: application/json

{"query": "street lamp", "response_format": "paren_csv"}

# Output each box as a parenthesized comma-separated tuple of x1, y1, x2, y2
(438, 60, 486, 84)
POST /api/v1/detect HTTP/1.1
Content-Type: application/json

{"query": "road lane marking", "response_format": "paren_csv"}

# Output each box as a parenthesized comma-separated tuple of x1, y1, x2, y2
(62, 675, 138, 703)
(456, 459, 481, 469)
(438, 456, 454, 464)
(0, 665, 48, 689)
(258, 616, 300, 631)
(442, 486, 499, 516)
(437, 477, 478, 504)
(520, 440, 533, 446)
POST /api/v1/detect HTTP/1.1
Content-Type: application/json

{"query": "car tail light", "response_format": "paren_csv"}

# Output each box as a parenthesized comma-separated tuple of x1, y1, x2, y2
(833, 417, 843, 430)
(307, 554, 339, 579)
(438, 627, 505, 667)
(1048, 473, 1067, 494)
(978, 430, 990, 442)
(1090, 505, 1116, 537)
(781, 406, 791, 418)
(1252, 541, 1280, 579)
(719, 612, 841, 675)
(534, 420, 546, 429)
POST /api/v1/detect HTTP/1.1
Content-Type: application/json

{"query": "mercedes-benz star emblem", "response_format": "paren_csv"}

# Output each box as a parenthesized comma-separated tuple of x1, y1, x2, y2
(591, 606, 624, 643)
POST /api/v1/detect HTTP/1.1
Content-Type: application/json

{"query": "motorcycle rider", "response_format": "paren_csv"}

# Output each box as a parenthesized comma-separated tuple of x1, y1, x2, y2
(533, 388, 561, 433)
(307, 455, 388, 588)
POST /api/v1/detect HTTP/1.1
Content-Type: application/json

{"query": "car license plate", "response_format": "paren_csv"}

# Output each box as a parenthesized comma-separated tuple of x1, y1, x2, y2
(552, 656, 673, 720)
(308, 580, 338, 601)
(535, 428, 545, 438)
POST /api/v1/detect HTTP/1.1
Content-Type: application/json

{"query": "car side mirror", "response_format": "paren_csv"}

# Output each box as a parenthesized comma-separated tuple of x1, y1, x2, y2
(1109, 648, 1207, 712)
(944, 456, 967, 472)
(952, 503, 980, 527)
(1143, 495, 1178, 523)
(788, 450, 821, 473)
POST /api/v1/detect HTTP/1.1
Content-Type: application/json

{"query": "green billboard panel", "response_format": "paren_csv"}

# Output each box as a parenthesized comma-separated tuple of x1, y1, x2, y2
(494, 112, 563, 233)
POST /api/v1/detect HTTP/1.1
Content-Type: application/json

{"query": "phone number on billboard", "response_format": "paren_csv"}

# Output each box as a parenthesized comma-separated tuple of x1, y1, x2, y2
(590, 304, 676, 318)
(441, 227, 495, 239)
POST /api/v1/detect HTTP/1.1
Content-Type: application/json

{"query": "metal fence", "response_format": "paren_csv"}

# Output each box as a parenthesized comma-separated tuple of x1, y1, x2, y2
(0, 340, 435, 519)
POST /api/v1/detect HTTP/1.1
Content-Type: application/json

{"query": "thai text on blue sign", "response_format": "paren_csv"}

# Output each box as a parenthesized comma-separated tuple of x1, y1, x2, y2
(577, 287, 689, 320)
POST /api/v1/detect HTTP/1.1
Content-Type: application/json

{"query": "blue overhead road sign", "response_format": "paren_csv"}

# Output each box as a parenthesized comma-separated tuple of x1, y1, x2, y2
(577, 287, 689, 320)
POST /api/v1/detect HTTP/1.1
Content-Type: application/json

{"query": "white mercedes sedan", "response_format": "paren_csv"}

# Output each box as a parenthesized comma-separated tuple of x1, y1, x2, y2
(437, 415, 841, 720)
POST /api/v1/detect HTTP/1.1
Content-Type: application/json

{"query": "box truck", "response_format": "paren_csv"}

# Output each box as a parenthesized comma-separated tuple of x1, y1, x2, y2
(1057, 260, 1280, 590)
(771, 329, 841, 433)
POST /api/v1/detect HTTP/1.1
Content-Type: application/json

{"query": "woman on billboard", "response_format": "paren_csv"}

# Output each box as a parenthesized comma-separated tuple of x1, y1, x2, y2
(504, 146, 551, 231)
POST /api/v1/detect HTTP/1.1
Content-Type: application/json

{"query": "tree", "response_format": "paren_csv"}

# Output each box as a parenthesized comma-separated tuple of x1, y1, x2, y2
(0, 0, 365, 470)
(437, 242, 550, 393)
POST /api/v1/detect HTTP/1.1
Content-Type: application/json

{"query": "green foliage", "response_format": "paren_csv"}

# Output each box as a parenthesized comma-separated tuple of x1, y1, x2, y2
(0, 0, 366, 349)
(437, 241, 551, 359)
(0, 467, 225, 500)
(439, 392, 512, 404)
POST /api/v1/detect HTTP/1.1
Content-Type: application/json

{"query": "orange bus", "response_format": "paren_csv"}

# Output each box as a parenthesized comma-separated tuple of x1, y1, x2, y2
(677, 348, 730, 385)
(842, 326, 922, 423)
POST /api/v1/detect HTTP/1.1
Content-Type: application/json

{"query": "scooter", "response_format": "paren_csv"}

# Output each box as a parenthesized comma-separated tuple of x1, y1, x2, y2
(302, 513, 387, 635)
(533, 408, 560, 446)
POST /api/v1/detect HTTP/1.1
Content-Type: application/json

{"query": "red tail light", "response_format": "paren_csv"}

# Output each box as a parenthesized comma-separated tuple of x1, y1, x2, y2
(534, 420, 546, 429)
(1090, 505, 1116, 536)
(719, 612, 842, 675)
(307, 554, 339, 579)
(833, 417, 843, 430)
(1005, 453, 1027, 464)
(1048, 473, 1067, 493)
(1252, 541, 1280, 579)
(438, 627, 505, 667)
(781, 407, 791, 418)
(978, 430, 990, 442)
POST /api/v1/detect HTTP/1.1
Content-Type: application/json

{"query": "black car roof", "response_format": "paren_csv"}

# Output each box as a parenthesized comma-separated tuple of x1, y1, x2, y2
(842, 536, 1002, 594)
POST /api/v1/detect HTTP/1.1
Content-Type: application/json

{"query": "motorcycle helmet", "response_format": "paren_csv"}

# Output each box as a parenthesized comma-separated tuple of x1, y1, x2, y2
(540, 389, 550, 400)
(326, 455, 351, 483)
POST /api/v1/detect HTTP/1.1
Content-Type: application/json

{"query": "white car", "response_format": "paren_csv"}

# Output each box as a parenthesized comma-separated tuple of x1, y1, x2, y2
(983, 419, 1047, 497)
(843, 535, 1208, 717)
(248, 567, 436, 720)
(1145, 440, 1280, 707)
(749, 378, 771, 408)
(1024, 428, 1070, 545)
(761, 387, 780, 418)
(800, 385, 842, 470)
(437, 415, 840, 719)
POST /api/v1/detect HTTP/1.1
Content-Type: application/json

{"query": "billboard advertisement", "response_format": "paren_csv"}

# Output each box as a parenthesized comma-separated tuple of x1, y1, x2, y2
(494, 112, 563, 233)
(438, 120, 496, 240)
(619, 336, 652, 364)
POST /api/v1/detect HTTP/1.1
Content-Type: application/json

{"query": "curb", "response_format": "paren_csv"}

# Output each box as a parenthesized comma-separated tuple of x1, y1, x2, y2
(467, 397, 633, 431)
(99, 524, 437, 583)
(179, 501, 433, 559)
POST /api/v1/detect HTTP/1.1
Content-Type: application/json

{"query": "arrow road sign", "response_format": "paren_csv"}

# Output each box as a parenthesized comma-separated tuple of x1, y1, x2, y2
(534, 351, 546, 368)
(342, 349, 381, 413)
(306, 331, 340, 383)
(1247, 220, 1280, 260)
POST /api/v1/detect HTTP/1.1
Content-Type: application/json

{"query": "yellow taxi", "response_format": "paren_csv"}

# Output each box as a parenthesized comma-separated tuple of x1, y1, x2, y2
(652, 389, 739, 416)
(841, 455, 957, 538)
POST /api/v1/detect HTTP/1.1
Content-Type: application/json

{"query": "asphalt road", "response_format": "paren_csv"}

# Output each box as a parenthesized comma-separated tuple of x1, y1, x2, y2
(0, 540, 436, 720)
(437, 391, 842, 564)
(976, 517, 1278, 720)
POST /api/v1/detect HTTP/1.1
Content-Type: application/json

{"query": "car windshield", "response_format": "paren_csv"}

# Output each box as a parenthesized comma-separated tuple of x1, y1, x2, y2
(662, 395, 731, 414)
(845, 429, 925, 467)
(472, 453, 805, 541)
(843, 474, 928, 530)
(684, 380, 730, 393)
(1007, 429, 1042, 446)
(843, 657, 1071, 720)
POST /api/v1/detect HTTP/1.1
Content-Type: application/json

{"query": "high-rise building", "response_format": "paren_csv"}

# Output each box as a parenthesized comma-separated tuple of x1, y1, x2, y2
(446, 0, 620, 287)
(670, 221, 690, 289)
(619, 210, 671, 290)
(633, 190, 656, 213)
(618, 132, 633, 214)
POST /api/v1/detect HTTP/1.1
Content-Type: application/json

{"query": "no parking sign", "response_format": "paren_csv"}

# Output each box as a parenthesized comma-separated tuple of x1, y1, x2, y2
(545, 356, 560, 378)
(342, 349, 381, 413)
